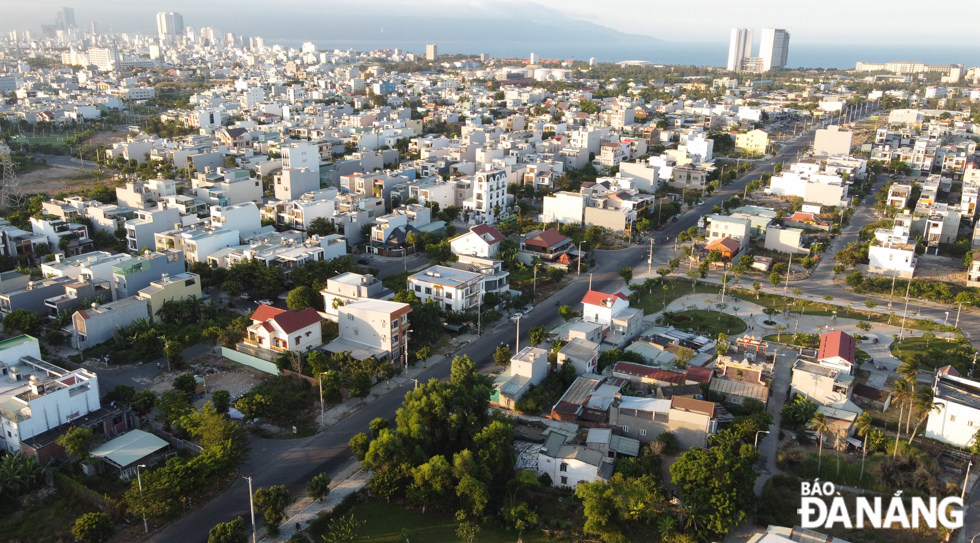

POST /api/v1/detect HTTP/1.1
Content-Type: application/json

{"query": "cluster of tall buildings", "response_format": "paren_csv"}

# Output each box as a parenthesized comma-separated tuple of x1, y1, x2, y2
(726, 27, 790, 73)
(156, 12, 185, 42)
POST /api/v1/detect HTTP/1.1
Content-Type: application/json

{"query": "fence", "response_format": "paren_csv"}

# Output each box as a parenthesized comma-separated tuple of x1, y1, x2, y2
(55, 472, 125, 521)
(219, 346, 280, 375)
(152, 429, 204, 455)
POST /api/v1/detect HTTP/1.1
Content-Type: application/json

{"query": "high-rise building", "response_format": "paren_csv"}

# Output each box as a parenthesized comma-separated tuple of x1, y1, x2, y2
(426, 44, 438, 62)
(156, 12, 185, 41)
(90, 22, 98, 36)
(759, 28, 790, 71)
(62, 7, 76, 29)
(727, 28, 753, 72)
(529, 52, 537, 65)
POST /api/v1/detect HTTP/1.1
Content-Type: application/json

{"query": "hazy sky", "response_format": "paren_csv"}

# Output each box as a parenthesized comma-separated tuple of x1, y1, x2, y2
(2, 0, 976, 44)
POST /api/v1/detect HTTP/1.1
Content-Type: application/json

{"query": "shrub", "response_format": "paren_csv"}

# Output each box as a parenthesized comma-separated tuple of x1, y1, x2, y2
(307, 473, 332, 502)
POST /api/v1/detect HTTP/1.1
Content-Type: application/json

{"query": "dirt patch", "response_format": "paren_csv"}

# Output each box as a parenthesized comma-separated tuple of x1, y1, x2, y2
(912, 257, 966, 284)
(149, 354, 269, 399)
(18, 167, 117, 194)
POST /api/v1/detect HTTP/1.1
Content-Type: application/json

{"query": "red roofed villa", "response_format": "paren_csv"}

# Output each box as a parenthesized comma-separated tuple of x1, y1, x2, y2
(246, 305, 324, 354)
(817, 331, 856, 374)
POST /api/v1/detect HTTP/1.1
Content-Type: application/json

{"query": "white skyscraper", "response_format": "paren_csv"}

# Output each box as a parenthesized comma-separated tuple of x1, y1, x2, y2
(156, 12, 185, 41)
(760, 28, 790, 71)
(529, 52, 537, 64)
(727, 28, 753, 72)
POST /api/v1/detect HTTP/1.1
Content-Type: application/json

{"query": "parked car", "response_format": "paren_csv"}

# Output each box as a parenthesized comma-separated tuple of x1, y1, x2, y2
(670, 216, 678, 222)
(239, 293, 250, 300)
(357, 259, 370, 265)
(523, 305, 533, 314)
(257, 299, 274, 306)
(510, 312, 523, 323)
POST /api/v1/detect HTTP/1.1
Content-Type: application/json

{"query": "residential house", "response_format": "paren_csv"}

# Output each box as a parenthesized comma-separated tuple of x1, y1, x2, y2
(790, 360, 855, 407)
(550, 375, 625, 424)
(320, 273, 394, 321)
(136, 272, 202, 323)
(325, 300, 411, 361)
(0, 277, 75, 316)
(192, 168, 263, 206)
(245, 305, 324, 354)
(968, 252, 980, 287)
(490, 346, 549, 409)
(556, 337, 600, 375)
(29, 217, 93, 257)
(519, 228, 574, 265)
(734, 129, 769, 154)
(71, 297, 149, 349)
(868, 224, 917, 278)
(542, 191, 586, 225)
(580, 290, 644, 346)
(924, 366, 980, 448)
(706, 215, 751, 256)
(710, 358, 771, 406)
(763, 226, 807, 255)
(887, 184, 912, 209)
(817, 331, 856, 375)
(452, 255, 511, 300)
(449, 224, 505, 258)
(124, 206, 182, 254)
(408, 265, 481, 312)
(462, 167, 508, 225)
(536, 432, 615, 490)
(667, 164, 707, 193)
(43, 280, 97, 318)
(610, 395, 722, 449)
(111, 250, 185, 302)
(40, 251, 133, 298)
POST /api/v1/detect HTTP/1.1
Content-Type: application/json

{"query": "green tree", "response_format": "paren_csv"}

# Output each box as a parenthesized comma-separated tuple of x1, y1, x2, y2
(494, 345, 511, 367)
(286, 286, 318, 311)
(133, 389, 157, 416)
(56, 426, 96, 462)
(322, 512, 364, 543)
(855, 412, 873, 483)
(211, 389, 231, 415)
(208, 517, 248, 543)
(349, 433, 370, 462)
(558, 305, 573, 321)
(807, 412, 831, 472)
(527, 325, 547, 346)
(172, 373, 198, 397)
(307, 217, 336, 237)
(369, 417, 390, 438)
(307, 473, 332, 502)
(72, 512, 115, 543)
(179, 402, 248, 460)
(1, 308, 42, 335)
(619, 267, 633, 285)
(753, 281, 762, 299)
(669, 438, 758, 538)
(864, 298, 877, 310)
(253, 485, 292, 537)
(768, 271, 781, 289)
(503, 501, 538, 543)
(165, 336, 185, 369)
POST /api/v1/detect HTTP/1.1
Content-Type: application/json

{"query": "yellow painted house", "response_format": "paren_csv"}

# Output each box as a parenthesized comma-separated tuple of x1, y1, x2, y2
(735, 129, 770, 154)
(137, 272, 203, 322)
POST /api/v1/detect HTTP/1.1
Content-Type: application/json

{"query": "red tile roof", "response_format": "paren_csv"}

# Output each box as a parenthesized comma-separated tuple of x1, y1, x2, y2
(685, 366, 713, 384)
(251, 304, 286, 323)
(271, 307, 323, 334)
(613, 362, 685, 384)
(581, 290, 627, 307)
(818, 331, 856, 364)
(470, 224, 505, 245)
(705, 237, 741, 253)
(524, 228, 569, 248)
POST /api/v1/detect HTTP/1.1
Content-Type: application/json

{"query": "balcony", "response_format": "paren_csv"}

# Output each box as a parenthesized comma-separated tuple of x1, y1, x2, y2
(243, 338, 259, 347)
(271, 344, 288, 353)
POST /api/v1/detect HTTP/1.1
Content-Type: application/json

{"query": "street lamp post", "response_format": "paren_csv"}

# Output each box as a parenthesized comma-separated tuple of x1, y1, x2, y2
(962, 460, 973, 501)
(405, 329, 414, 372)
(318, 371, 330, 426)
(784, 253, 793, 293)
(577, 241, 584, 275)
(244, 476, 257, 543)
(754, 430, 770, 448)
(515, 315, 521, 352)
(136, 464, 149, 534)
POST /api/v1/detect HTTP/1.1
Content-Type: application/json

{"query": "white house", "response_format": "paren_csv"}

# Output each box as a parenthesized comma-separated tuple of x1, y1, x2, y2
(325, 299, 411, 361)
(408, 266, 482, 312)
(581, 290, 629, 327)
(706, 214, 751, 255)
(924, 367, 980, 448)
(817, 331, 856, 375)
(320, 272, 394, 321)
(449, 224, 505, 258)
(245, 305, 324, 354)
(557, 337, 600, 375)
(490, 346, 549, 409)
(868, 224, 917, 278)
(542, 191, 585, 225)
(536, 432, 615, 490)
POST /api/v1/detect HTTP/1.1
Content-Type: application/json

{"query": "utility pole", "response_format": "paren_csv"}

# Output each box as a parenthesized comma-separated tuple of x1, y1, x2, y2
(577, 241, 583, 275)
(589, 272, 593, 291)
(244, 476, 257, 543)
(962, 460, 973, 501)
(784, 253, 793, 293)
(136, 465, 149, 534)
(899, 279, 912, 339)
(533, 264, 537, 295)
(515, 315, 521, 353)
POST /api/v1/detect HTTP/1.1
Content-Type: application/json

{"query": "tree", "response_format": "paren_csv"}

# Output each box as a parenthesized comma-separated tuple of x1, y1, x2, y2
(253, 485, 292, 537)
(768, 271, 781, 289)
(287, 286, 318, 311)
(405, 232, 419, 249)
(179, 402, 248, 460)
(1, 308, 42, 335)
(211, 389, 231, 415)
(558, 305, 573, 321)
(208, 517, 248, 543)
(855, 321, 872, 333)
(686, 269, 700, 289)
(808, 412, 830, 472)
(921, 331, 937, 347)
(133, 389, 157, 416)
(57, 426, 96, 462)
(907, 387, 942, 445)
(349, 433, 370, 462)
(307, 217, 336, 237)
(753, 281, 762, 299)
(307, 473, 332, 502)
(172, 373, 198, 397)
(456, 519, 480, 543)
(527, 325, 546, 347)
(322, 512, 364, 543)
(801, 256, 817, 273)
(833, 264, 845, 278)
(503, 501, 538, 543)
(669, 439, 758, 538)
(889, 378, 914, 457)
(369, 417, 390, 438)
(72, 512, 115, 543)
(494, 345, 511, 367)
(855, 412, 872, 483)
(864, 298, 877, 310)
(165, 336, 185, 369)
(619, 267, 633, 285)
(416, 345, 433, 365)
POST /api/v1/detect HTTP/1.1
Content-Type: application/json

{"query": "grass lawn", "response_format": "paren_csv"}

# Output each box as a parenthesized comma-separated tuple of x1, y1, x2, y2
(667, 309, 747, 337)
(1, 491, 99, 543)
(307, 498, 553, 543)
(889, 336, 966, 365)
(632, 280, 721, 315)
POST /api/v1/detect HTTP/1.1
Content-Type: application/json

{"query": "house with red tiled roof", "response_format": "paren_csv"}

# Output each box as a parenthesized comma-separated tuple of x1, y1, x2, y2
(581, 290, 644, 347)
(704, 236, 741, 260)
(817, 331, 856, 374)
(519, 228, 573, 264)
(245, 305, 324, 354)
(450, 224, 505, 258)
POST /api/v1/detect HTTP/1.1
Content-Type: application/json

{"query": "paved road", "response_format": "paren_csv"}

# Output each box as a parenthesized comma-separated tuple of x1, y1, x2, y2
(147, 124, 892, 541)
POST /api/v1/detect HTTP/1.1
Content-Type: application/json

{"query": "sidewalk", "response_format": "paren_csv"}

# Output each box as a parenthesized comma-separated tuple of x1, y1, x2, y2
(264, 466, 371, 542)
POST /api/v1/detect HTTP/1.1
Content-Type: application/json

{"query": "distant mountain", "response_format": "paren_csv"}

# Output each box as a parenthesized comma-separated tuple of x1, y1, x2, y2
(266, 2, 661, 45)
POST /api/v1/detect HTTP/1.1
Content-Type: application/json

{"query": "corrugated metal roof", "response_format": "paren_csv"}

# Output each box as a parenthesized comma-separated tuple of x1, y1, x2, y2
(89, 430, 168, 468)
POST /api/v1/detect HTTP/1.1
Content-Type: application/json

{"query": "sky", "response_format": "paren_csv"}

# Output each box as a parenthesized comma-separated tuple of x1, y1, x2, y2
(2, 0, 977, 45)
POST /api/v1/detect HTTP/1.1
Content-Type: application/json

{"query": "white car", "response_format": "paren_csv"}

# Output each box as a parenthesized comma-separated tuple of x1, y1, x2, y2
(257, 299, 274, 306)
(239, 293, 250, 300)
(510, 312, 523, 323)
(523, 305, 533, 314)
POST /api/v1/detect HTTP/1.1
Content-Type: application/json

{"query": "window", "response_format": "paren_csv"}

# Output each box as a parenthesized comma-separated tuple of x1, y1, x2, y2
(640, 429, 647, 436)
(559, 463, 568, 472)
(950, 415, 957, 422)
(560, 476, 568, 485)
(622, 425, 629, 433)
(305, 331, 311, 337)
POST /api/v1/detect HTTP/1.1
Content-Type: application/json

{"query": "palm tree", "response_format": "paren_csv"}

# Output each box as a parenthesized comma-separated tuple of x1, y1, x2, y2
(156, 299, 182, 326)
(855, 412, 873, 483)
(808, 412, 831, 473)
(907, 387, 943, 445)
(896, 360, 921, 432)
(889, 378, 914, 457)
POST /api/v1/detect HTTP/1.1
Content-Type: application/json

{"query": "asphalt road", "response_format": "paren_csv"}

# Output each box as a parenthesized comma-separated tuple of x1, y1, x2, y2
(149, 121, 916, 541)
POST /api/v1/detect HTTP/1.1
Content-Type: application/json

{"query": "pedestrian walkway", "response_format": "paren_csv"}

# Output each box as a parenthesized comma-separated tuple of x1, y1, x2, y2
(264, 466, 371, 542)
